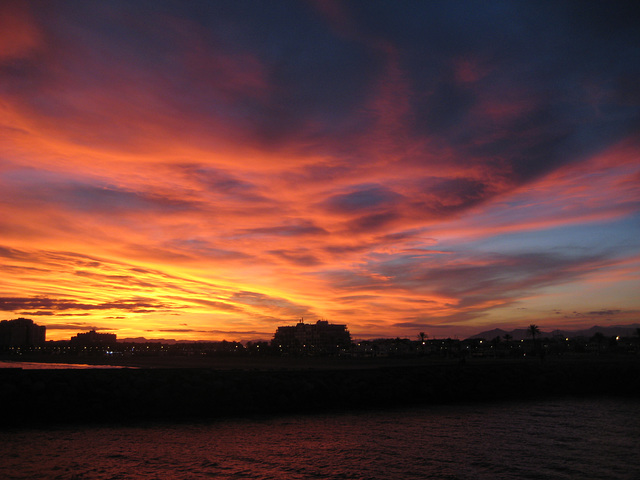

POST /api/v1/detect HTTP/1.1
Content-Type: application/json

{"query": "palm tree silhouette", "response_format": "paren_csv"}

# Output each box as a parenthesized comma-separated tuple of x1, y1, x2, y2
(502, 333, 513, 356)
(592, 332, 605, 354)
(527, 324, 540, 355)
(418, 332, 428, 354)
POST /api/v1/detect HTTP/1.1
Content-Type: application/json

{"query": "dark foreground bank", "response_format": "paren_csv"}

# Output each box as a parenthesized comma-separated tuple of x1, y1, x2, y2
(1, 358, 639, 427)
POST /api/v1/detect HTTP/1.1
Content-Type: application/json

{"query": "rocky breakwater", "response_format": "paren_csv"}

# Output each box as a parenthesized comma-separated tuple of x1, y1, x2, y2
(1, 359, 639, 427)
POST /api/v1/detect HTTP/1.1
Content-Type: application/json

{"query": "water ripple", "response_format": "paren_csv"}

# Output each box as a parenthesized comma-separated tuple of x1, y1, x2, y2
(1, 397, 639, 479)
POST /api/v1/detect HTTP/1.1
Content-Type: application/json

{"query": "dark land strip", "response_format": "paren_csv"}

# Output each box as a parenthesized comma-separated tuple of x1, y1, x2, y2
(1, 358, 639, 428)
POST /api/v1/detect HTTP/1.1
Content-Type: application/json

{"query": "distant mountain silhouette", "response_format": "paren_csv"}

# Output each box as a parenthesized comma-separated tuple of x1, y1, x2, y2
(467, 328, 510, 340)
(468, 324, 640, 341)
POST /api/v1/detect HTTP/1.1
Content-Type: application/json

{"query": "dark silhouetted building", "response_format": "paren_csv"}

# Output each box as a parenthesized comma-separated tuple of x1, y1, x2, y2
(0, 318, 46, 347)
(70, 330, 117, 346)
(272, 319, 351, 354)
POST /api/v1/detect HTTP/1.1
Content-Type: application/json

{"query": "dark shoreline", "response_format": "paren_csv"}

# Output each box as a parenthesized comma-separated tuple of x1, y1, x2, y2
(1, 357, 639, 428)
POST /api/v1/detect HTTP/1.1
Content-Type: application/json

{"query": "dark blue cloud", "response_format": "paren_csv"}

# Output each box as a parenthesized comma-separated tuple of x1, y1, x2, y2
(339, 1, 640, 181)
(50, 0, 378, 146)
(237, 219, 328, 238)
(324, 186, 403, 214)
(0, 296, 171, 312)
(423, 178, 489, 215)
(176, 165, 271, 204)
(374, 250, 614, 309)
(317, 247, 622, 316)
(269, 249, 322, 267)
(346, 211, 400, 234)
(5, 0, 639, 215)
(2, 168, 198, 214)
(61, 184, 195, 213)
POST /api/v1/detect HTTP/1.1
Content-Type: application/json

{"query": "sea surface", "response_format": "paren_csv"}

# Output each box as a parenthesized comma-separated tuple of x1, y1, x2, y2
(0, 361, 128, 370)
(1, 397, 639, 479)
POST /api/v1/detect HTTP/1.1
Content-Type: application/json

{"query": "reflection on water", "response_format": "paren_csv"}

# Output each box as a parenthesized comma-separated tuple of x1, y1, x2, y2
(1, 397, 639, 479)
(0, 361, 129, 370)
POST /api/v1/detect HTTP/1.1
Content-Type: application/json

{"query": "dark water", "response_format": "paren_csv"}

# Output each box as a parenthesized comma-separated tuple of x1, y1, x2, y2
(0, 361, 128, 370)
(1, 398, 639, 479)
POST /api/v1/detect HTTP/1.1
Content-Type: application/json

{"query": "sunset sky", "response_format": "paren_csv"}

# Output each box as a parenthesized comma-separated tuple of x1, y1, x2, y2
(1, 1, 639, 341)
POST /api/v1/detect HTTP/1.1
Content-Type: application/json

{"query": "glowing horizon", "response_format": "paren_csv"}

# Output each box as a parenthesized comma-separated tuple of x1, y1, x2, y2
(1, 1, 639, 342)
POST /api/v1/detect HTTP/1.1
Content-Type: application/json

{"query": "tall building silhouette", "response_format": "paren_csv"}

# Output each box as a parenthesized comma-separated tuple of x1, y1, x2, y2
(0, 318, 46, 347)
(69, 330, 117, 346)
(272, 319, 351, 354)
